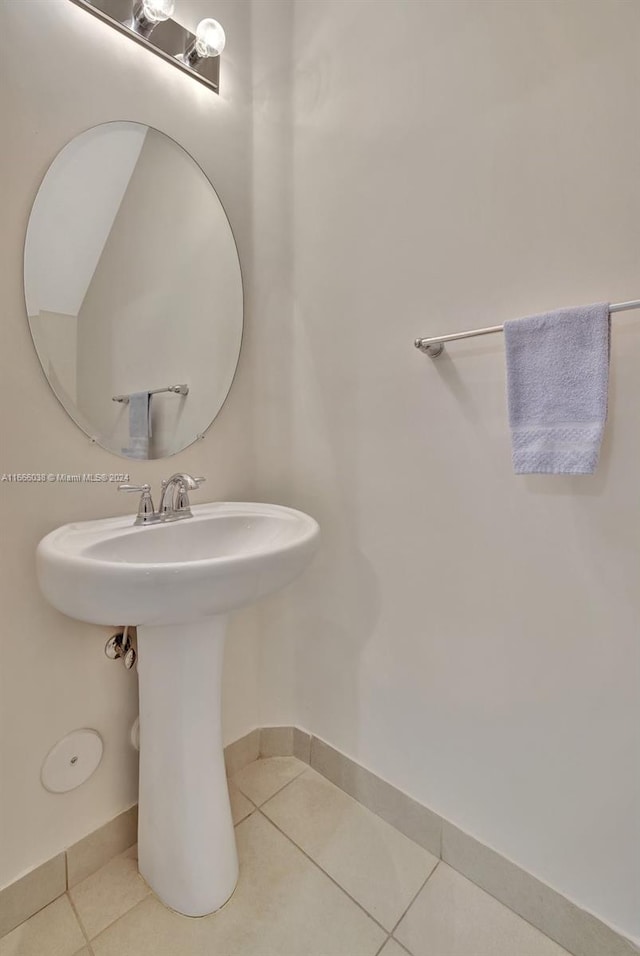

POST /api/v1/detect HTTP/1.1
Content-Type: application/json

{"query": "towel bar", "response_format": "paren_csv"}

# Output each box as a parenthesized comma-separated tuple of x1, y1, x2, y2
(415, 299, 640, 357)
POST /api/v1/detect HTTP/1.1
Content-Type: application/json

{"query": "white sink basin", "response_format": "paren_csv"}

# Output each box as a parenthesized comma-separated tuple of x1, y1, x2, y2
(37, 501, 319, 626)
(36, 501, 319, 918)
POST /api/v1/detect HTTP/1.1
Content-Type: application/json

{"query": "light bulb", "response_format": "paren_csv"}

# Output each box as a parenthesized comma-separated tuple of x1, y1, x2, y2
(131, 0, 174, 37)
(141, 0, 174, 22)
(194, 18, 226, 58)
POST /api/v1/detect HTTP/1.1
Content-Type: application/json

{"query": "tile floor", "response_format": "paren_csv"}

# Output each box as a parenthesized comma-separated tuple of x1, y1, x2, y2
(0, 757, 572, 956)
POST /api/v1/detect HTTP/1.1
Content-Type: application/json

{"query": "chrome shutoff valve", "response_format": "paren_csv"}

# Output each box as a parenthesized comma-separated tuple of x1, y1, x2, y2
(105, 626, 137, 670)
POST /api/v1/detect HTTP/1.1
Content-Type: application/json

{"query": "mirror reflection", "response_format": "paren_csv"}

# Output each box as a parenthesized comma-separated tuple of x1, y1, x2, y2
(25, 122, 243, 459)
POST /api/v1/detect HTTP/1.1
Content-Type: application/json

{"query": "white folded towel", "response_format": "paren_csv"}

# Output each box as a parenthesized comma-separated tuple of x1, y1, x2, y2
(504, 303, 610, 475)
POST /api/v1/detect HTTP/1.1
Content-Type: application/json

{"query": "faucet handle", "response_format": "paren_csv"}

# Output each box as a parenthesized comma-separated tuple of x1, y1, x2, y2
(118, 483, 155, 523)
(174, 485, 191, 514)
(173, 475, 205, 515)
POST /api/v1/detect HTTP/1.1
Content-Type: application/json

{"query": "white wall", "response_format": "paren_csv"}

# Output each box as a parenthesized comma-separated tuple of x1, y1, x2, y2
(0, 0, 262, 890)
(255, 0, 640, 942)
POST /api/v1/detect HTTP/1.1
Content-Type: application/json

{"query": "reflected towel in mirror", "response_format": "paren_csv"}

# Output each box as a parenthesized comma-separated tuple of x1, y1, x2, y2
(124, 391, 152, 459)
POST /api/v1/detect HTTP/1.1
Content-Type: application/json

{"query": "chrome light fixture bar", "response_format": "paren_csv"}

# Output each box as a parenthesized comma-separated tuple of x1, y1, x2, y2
(69, 0, 223, 93)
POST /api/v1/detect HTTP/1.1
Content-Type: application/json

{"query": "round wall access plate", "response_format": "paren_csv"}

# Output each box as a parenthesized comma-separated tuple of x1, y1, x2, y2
(41, 729, 103, 793)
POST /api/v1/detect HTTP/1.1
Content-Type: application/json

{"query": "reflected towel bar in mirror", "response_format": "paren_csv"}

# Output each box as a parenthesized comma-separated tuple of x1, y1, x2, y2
(112, 384, 189, 404)
(414, 299, 640, 357)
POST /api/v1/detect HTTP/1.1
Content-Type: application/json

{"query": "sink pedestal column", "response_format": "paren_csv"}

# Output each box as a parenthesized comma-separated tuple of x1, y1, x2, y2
(136, 617, 238, 916)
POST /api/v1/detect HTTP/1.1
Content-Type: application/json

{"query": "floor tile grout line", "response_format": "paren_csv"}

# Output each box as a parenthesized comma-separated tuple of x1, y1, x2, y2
(229, 781, 259, 811)
(88, 892, 156, 951)
(233, 759, 308, 810)
(237, 786, 259, 808)
(291, 759, 442, 865)
(373, 934, 392, 956)
(430, 860, 578, 956)
(258, 762, 309, 807)
(0, 896, 62, 941)
(67, 850, 155, 947)
(234, 806, 257, 827)
(233, 790, 259, 814)
(255, 761, 440, 937)
(389, 860, 441, 937)
(243, 767, 573, 956)
(462, 886, 579, 956)
(257, 808, 394, 937)
(66, 890, 94, 951)
(389, 938, 413, 956)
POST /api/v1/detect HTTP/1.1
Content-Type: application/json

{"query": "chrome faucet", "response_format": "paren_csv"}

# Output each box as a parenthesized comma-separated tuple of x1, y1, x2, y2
(118, 474, 205, 526)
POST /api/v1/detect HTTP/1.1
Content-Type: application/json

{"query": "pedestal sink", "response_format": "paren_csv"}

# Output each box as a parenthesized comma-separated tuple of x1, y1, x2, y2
(36, 502, 319, 917)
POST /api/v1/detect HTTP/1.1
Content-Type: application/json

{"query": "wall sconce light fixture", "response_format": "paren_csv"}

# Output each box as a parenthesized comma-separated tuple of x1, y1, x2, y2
(69, 0, 225, 93)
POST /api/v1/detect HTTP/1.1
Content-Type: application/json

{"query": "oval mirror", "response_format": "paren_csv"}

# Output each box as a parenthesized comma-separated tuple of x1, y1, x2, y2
(24, 122, 243, 459)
